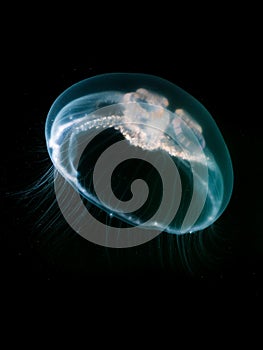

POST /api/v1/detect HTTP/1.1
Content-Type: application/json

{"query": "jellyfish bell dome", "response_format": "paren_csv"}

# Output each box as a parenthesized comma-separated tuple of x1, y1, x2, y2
(45, 73, 233, 246)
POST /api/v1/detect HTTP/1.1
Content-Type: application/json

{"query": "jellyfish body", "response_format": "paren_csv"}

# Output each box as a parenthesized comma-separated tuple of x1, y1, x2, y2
(46, 73, 233, 247)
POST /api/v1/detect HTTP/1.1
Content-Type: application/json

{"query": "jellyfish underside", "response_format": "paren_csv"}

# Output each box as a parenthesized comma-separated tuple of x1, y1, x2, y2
(46, 73, 233, 236)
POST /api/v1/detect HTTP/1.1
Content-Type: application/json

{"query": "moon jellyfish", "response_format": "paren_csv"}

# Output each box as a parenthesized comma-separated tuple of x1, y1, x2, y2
(45, 73, 233, 248)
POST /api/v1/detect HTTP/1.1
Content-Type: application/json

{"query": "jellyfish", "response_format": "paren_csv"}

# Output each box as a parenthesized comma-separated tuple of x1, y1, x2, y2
(44, 73, 233, 248)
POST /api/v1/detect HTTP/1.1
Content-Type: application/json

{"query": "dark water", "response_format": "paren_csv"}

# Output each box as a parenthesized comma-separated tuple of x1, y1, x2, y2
(2, 51, 262, 310)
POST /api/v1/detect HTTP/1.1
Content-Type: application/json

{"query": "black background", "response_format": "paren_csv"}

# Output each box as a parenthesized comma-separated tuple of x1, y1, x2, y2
(1, 7, 262, 324)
